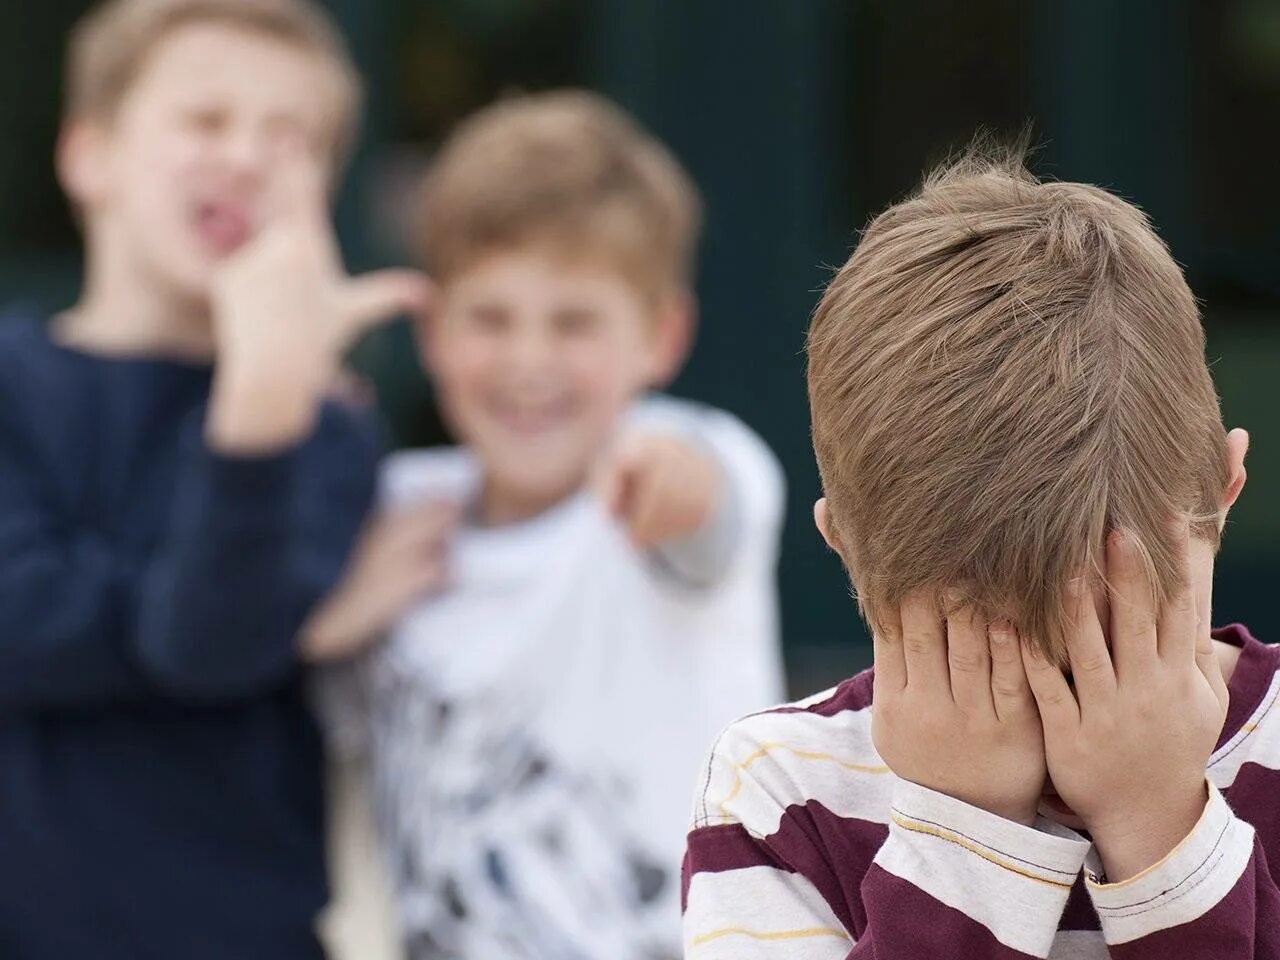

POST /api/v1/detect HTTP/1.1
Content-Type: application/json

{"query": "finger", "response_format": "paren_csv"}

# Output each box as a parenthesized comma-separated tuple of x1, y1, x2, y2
(1021, 639, 1080, 728)
(945, 594, 993, 715)
(899, 591, 950, 695)
(989, 621, 1034, 723)
(1064, 576, 1116, 706)
(340, 270, 435, 336)
(267, 135, 328, 229)
(623, 463, 667, 547)
(1106, 529, 1159, 678)
(1157, 519, 1198, 664)
(872, 605, 907, 695)
(595, 441, 644, 519)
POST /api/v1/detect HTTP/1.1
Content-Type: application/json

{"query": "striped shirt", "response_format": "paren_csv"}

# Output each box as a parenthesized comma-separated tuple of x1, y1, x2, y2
(682, 624, 1280, 959)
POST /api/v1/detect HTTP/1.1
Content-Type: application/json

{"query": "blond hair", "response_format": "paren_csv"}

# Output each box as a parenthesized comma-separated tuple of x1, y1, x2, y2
(807, 143, 1228, 661)
(66, 0, 362, 160)
(420, 89, 702, 300)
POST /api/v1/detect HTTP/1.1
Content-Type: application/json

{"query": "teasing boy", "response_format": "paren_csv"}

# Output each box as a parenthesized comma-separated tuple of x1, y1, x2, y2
(0, 1, 427, 956)
(311, 90, 786, 959)
(681, 146, 1278, 959)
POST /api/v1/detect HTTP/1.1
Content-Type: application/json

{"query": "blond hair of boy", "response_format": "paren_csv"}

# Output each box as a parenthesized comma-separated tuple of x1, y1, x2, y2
(66, 0, 361, 159)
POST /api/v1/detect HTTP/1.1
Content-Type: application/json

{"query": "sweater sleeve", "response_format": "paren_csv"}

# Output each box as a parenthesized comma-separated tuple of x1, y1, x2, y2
(0, 403, 151, 708)
(1085, 781, 1280, 958)
(683, 731, 1090, 960)
(0, 399, 379, 708)
(133, 406, 380, 699)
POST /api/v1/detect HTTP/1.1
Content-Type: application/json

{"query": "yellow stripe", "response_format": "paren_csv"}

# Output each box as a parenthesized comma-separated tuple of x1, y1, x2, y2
(715, 742, 890, 817)
(890, 814, 1072, 889)
(691, 925, 851, 947)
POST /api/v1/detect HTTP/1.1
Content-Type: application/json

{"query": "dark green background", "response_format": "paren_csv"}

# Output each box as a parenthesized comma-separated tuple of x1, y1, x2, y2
(3, 0, 1276, 693)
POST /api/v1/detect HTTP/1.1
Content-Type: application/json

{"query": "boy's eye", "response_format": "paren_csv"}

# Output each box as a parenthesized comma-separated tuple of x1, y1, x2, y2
(185, 107, 228, 134)
(467, 305, 510, 333)
(553, 308, 600, 336)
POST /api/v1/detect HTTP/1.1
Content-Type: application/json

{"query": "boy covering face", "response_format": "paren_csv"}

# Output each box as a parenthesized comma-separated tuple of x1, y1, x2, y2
(681, 146, 1274, 960)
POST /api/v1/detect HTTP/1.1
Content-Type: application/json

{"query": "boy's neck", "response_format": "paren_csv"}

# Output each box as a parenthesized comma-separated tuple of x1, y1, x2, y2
(57, 245, 215, 361)
(477, 474, 585, 528)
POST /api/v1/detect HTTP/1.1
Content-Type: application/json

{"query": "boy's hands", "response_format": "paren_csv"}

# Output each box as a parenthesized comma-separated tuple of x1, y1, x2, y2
(299, 501, 459, 662)
(207, 143, 432, 453)
(873, 595, 1046, 825)
(594, 431, 722, 549)
(1022, 526, 1229, 881)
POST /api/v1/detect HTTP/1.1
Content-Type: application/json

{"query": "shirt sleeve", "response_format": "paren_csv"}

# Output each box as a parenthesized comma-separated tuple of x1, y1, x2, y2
(1085, 781, 1280, 958)
(683, 731, 1090, 960)
(0, 399, 379, 709)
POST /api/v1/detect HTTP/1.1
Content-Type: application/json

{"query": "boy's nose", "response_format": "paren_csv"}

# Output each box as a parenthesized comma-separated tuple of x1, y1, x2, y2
(506, 329, 557, 373)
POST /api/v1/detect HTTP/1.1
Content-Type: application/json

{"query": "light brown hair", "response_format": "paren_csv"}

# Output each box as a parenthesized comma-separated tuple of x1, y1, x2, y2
(420, 89, 703, 300)
(66, 0, 362, 160)
(807, 142, 1228, 661)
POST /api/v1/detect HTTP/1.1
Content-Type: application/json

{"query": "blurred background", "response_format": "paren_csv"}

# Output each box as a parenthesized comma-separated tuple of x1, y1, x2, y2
(3, 0, 1276, 696)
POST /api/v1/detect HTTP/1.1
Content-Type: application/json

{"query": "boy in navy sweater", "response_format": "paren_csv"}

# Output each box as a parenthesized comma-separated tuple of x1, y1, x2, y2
(0, 0, 430, 956)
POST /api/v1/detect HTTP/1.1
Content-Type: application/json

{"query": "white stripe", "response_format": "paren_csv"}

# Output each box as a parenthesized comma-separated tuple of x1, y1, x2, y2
(684, 866, 852, 960)
(1209, 670, 1280, 788)
(875, 782, 1088, 958)
(693, 705, 893, 835)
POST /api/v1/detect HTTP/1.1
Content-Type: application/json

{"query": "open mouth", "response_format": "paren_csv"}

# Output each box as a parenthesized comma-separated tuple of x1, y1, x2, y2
(489, 399, 576, 435)
(191, 200, 253, 255)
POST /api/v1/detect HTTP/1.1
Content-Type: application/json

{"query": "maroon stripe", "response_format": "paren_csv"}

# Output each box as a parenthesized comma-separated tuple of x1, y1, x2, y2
(1214, 625, 1277, 752)
(763, 800, 890, 937)
(683, 801, 889, 934)
(1106, 839, 1268, 959)
(766, 669, 875, 718)
(682, 823, 792, 910)
(1060, 876, 1101, 931)
(854, 862, 1043, 958)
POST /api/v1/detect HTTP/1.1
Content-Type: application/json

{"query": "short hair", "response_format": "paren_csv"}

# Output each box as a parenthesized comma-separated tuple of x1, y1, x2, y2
(66, 0, 362, 161)
(420, 89, 703, 300)
(806, 142, 1228, 662)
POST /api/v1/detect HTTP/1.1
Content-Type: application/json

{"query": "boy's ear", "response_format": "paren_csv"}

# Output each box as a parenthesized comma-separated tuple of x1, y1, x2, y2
(1222, 427, 1249, 514)
(814, 498, 840, 553)
(646, 289, 697, 387)
(57, 119, 110, 210)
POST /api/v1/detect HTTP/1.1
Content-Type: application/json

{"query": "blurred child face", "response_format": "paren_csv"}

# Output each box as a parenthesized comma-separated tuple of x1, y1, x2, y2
(62, 23, 341, 304)
(423, 250, 686, 519)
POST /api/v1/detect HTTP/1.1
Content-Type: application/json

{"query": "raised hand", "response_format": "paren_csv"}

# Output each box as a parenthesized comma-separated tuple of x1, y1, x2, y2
(299, 500, 460, 663)
(872, 593, 1046, 825)
(1021, 525, 1229, 880)
(593, 431, 722, 549)
(206, 141, 432, 452)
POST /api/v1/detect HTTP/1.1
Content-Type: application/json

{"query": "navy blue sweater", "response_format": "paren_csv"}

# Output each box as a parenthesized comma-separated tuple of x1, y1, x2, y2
(0, 317, 380, 958)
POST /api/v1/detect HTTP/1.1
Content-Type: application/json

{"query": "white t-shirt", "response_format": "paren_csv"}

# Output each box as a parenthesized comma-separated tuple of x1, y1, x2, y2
(328, 397, 785, 960)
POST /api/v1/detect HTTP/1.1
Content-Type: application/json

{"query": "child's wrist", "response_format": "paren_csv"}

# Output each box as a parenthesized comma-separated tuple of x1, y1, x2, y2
(206, 367, 319, 454)
(1087, 779, 1209, 882)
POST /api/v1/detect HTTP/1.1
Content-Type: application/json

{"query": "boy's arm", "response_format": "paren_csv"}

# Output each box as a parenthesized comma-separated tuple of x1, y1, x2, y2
(133, 144, 429, 698)
(601, 399, 785, 587)
(1082, 783, 1280, 958)
(683, 732, 1089, 960)
(1021, 528, 1280, 957)
(131, 407, 381, 697)
(0, 405, 154, 707)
